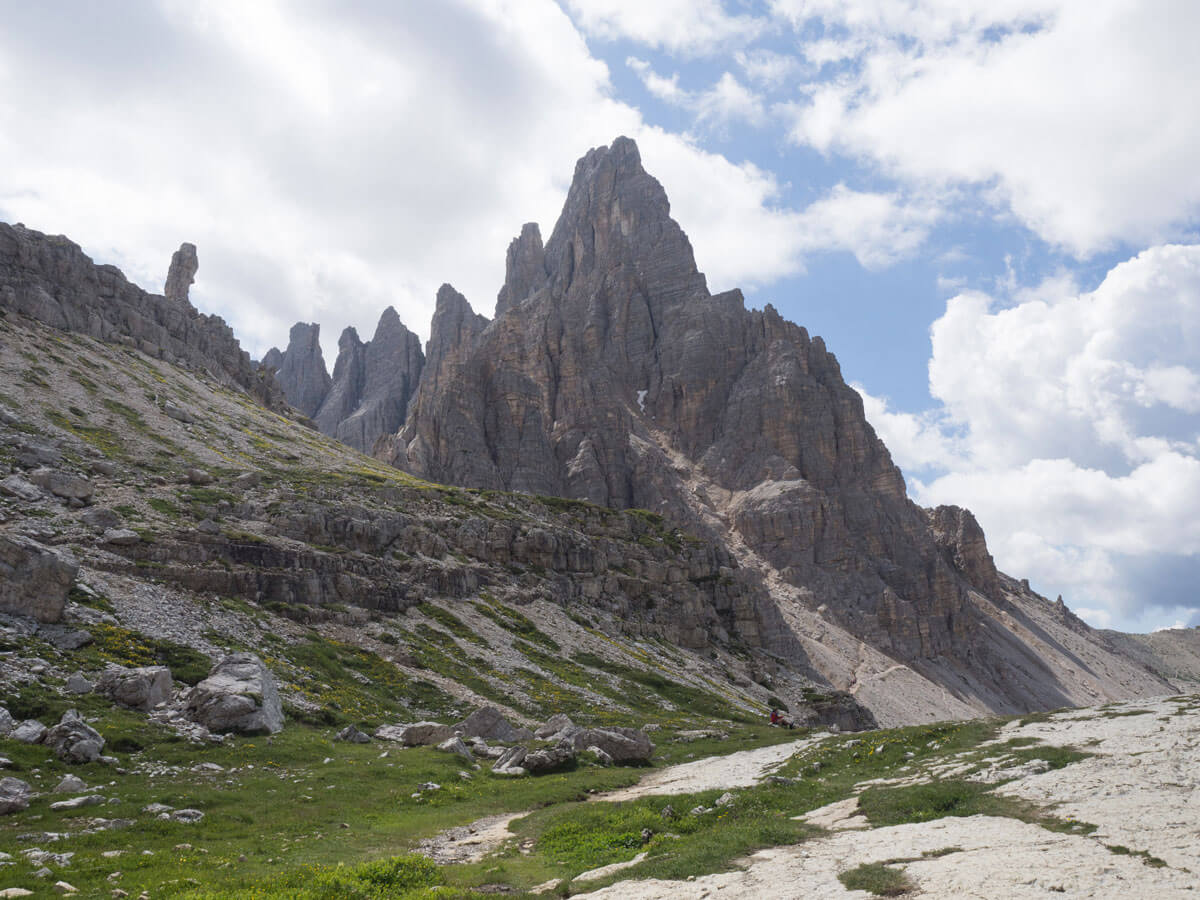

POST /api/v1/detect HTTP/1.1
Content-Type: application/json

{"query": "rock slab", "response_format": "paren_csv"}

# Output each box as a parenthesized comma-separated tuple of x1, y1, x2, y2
(0, 534, 76, 623)
(185, 653, 282, 734)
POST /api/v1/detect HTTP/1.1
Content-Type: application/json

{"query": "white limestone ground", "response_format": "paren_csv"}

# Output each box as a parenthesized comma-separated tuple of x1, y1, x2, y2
(576, 695, 1200, 899)
(600, 736, 818, 801)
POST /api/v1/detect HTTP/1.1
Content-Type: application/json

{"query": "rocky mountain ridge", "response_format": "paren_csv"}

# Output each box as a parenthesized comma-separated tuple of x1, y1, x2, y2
(263, 306, 424, 453)
(0, 223, 285, 413)
(0, 139, 1194, 729)
(267, 137, 1178, 719)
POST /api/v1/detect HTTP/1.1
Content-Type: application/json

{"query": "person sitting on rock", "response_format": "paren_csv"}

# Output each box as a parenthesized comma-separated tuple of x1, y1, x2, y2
(770, 709, 796, 729)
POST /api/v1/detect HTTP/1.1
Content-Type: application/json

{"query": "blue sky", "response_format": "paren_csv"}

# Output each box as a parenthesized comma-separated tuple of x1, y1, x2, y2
(0, 0, 1197, 632)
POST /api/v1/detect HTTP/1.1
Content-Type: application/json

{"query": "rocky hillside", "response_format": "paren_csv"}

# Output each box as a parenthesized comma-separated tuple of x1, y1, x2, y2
(0, 303, 868, 730)
(0, 224, 285, 414)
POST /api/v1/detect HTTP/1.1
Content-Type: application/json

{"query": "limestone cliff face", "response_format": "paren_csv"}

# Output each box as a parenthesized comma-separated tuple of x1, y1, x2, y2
(268, 307, 424, 453)
(270, 322, 331, 418)
(0, 224, 286, 411)
(389, 137, 1064, 708)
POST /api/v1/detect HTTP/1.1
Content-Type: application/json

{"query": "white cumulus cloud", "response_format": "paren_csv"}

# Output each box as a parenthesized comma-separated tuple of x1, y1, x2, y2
(0, 0, 816, 362)
(860, 244, 1200, 630)
(775, 0, 1200, 256)
(566, 0, 766, 54)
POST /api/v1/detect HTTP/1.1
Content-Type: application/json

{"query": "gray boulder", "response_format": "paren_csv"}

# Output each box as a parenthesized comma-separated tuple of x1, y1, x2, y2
(44, 709, 105, 763)
(29, 468, 93, 503)
(102, 528, 141, 546)
(491, 745, 527, 776)
(0, 534, 77, 623)
(0, 776, 32, 814)
(97, 665, 173, 711)
(54, 774, 87, 793)
(586, 745, 615, 766)
(0, 707, 12, 737)
(524, 743, 576, 774)
(162, 400, 195, 424)
(0, 474, 42, 502)
(535, 713, 575, 740)
(335, 725, 371, 744)
(39, 626, 93, 651)
(455, 706, 533, 743)
(64, 673, 95, 695)
(12, 720, 47, 744)
(185, 653, 283, 734)
(567, 727, 654, 764)
(81, 507, 121, 530)
(373, 722, 454, 746)
(436, 736, 474, 762)
(15, 441, 62, 469)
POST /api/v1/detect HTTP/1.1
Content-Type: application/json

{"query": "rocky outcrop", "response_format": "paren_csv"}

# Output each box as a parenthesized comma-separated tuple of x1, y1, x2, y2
(0, 777, 32, 815)
(455, 706, 533, 743)
(495, 222, 546, 316)
(97, 665, 173, 711)
(269, 307, 424, 453)
(185, 653, 282, 734)
(44, 709, 105, 763)
(0, 224, 287, 412)
(268, 322, 331, 418)
(0, 534, 77, 623)
(164, 242, 198, 304)
(928, 505, 1000, 596)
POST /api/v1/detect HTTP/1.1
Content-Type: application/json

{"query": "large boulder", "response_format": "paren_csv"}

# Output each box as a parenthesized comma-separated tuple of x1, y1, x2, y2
(29, 468, 93, 503)
(335, 724, 371, 744)
(44, 709, 105, 763)
(12, 720, 47, 744)
(455, 706, 533, 743)
(0, 776, 32, 814)
(524, 743, 576, 774)
(566, 726, 654, 764)
(0, 706, 12, 737)
(373, 722, 454, 746)
(185, 653, 282, 734)
(437, 736, 474, 762)
(534, 713, 575, 740)
(97, 665, 173, 711)
(0, 534, 77, 623)
(491, 745, 527, 776)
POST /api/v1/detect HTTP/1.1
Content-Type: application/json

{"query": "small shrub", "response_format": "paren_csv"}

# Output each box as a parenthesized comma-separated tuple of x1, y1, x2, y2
(838, 862, 914, 896)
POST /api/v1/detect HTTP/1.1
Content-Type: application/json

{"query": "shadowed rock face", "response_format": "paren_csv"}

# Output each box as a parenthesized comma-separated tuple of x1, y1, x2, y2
(388, 136, 1062, 705)
(268, 307, 424, 452)
(271, 322, 331, 418)
(0, 224, 287, 411)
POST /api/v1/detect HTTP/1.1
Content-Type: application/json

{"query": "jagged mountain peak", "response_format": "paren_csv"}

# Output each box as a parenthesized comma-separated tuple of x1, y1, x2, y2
(544, 136, 707, 306)
(495, 223, 546, 317)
